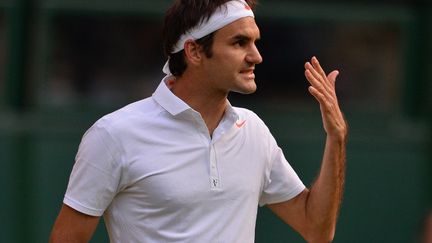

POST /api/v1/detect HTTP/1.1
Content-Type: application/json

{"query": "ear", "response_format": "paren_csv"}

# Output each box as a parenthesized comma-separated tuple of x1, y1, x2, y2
(183, 40, 202, 66)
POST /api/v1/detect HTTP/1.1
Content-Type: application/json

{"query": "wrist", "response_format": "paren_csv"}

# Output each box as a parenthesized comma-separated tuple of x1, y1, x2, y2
(326, 131, 347, 145)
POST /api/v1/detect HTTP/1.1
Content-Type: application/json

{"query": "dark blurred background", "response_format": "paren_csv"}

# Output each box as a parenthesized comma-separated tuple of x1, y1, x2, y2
(0, 0, 431, 242)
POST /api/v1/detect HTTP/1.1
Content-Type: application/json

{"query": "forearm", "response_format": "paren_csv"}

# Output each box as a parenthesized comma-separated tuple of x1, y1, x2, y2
(49, 204, 100, 243)
(305, 135, 347, 242)
(49, 232, 89, 243)
(269, 57, 347, 242)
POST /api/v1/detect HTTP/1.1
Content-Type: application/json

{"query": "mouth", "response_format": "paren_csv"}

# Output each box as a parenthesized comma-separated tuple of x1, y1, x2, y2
(240, 69, 255, 79)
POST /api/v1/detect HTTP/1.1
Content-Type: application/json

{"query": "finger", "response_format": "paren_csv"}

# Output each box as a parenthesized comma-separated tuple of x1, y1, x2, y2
(326, 70, 340, 105)
(305, 61, 333, 93)
(305, 69, 334, 103)
(308, 86, 325, 104)
(309, 86, 345, 131)
(327, 70, 339, 85)
(308, 85, 335, 108)
(311, 57, 328, 81)
(305, 61, 323, 81)
(311, 57, 338, 91)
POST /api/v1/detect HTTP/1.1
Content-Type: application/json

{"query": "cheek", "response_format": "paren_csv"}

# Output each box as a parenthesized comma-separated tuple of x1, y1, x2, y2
(215, 51, 243, 70)
(209, 45, 245, 75)
(209, 56, 233, 73)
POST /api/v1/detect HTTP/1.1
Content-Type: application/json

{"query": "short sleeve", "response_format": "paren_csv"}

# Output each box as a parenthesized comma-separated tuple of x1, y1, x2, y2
(63, 121, 125, 216)
(258, 133, 305, 206)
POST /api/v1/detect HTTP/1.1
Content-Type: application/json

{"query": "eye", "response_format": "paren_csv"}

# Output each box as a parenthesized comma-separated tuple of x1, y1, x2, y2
(234, 39, 249, 47)
(234, 39, 247, 47)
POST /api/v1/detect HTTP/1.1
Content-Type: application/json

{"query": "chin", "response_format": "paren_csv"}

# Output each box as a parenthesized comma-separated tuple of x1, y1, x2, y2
(234, 84, 257, 94)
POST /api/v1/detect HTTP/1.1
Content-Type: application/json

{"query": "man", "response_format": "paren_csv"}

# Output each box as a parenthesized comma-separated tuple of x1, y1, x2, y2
(50, 0, 347, 242)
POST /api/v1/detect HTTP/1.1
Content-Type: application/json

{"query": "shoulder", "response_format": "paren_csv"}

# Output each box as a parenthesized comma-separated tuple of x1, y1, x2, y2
(233, 106, 259, 119)
(233, 106, 267, 128)
(81, 97, 163, 148)
(94, 97, 161, 131)
(231, 106, 275, 142)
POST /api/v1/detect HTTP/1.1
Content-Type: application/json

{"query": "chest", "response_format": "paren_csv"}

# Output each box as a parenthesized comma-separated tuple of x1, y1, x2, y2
(118, 124, 269, 209)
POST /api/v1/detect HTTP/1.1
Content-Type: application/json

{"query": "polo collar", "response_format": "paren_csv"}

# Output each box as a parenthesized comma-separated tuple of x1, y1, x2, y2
(224, 102, 239, 123)
(152, 77, 191, 116)
(152, 77, 239, 122)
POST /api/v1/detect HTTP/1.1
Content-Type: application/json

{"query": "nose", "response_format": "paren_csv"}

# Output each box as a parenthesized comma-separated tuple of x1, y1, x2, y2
(246, 44, 263, 65)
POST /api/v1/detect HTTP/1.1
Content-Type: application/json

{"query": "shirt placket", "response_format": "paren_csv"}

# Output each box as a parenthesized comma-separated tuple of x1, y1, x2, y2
(191, 111, 222, 191)
(209, 143, 221, 190)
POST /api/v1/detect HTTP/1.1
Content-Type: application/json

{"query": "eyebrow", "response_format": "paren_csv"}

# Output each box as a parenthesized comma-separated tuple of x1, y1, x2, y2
(231, 34, 260, 42)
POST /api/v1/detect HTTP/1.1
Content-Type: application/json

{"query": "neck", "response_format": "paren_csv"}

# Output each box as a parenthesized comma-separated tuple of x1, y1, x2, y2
(169, 75, 228, 136)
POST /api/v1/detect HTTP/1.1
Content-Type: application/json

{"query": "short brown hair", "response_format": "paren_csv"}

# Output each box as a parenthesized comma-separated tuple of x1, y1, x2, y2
(162, 0, 258, 76)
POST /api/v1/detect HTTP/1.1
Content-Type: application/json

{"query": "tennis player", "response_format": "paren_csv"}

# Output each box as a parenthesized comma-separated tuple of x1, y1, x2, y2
(50, 0, 347, 242)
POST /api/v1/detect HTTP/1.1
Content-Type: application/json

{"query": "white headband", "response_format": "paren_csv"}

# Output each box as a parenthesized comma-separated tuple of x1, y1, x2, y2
(163, 0, 254, 75)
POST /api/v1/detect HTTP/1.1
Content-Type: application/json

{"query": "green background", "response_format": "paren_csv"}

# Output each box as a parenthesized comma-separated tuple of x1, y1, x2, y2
(1, 0, 431, 242)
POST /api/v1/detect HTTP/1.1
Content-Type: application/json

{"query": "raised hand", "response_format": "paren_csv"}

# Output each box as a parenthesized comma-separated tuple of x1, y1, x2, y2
(304, 56, 347, 141)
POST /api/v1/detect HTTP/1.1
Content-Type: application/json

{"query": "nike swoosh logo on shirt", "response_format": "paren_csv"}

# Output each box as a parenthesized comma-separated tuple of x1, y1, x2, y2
(235, 120, 246, 128)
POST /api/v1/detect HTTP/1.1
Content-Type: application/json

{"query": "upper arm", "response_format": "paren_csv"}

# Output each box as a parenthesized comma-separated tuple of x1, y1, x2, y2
(267, 189, 310, 239)
(49, 204, 100, 243)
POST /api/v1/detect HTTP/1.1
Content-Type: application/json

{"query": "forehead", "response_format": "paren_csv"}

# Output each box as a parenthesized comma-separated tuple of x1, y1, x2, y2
(214, 17, 260, 40)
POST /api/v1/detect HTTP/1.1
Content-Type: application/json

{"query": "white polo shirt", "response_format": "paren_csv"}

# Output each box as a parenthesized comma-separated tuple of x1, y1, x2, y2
(64, 78, 305, 243)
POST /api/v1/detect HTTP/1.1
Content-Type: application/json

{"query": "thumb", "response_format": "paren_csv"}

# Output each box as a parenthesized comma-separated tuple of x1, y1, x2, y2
(327, 70, 339, 84)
